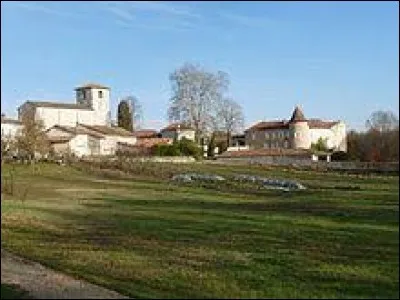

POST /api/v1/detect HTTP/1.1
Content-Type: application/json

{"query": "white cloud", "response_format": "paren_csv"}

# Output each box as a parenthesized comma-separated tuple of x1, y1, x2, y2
(220, 12, 277, 29)
(129, 1, 201, 19)
(105, 5, 135, 22)
(8, 1, 82, 18)
(101, 1, 202, 32)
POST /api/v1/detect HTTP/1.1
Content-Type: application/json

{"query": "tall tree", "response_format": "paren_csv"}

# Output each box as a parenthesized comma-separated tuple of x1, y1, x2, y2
(366, 110, 399, 132)
(217, 98, 245, 147)
(168, 63, 229, 143)
(117, 99, 133, 132)
(15, 116, 49, 161)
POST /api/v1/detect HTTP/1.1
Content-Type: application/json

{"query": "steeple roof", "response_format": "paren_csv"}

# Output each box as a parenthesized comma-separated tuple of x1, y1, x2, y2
(289, 106, 306, 123)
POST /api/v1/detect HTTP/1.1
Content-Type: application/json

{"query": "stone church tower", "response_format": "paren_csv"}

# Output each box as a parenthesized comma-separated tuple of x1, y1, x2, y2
(75, 83, 111, 126)
(289, 106, 311, 149)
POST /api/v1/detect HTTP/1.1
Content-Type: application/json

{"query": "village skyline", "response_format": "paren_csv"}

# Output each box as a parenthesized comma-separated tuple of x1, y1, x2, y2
(1, 1, 398, 131)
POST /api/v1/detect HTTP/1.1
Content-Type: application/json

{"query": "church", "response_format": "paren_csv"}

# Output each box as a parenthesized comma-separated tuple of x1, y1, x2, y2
(17, 83, 138, 157)
(18, 83, 111, 130)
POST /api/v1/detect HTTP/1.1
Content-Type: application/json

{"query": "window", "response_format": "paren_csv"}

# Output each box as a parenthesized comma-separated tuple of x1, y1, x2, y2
(98, 91, 103, 98)
(77, 90, 84, 100)
(284, 140, 289, 148)
(265, 132, 269, 139)
(252, 133, 256, 140)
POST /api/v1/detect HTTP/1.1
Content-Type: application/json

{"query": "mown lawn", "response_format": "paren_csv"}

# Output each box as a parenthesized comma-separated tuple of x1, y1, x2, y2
(1, 162, 399, 298)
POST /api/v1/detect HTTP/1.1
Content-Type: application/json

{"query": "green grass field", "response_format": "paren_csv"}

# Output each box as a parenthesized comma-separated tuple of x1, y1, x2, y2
(1, 162, 399, 298)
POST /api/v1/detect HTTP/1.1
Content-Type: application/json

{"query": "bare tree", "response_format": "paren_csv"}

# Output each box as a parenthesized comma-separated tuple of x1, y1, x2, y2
(366, 110, 399, 132)
(15, 116, 49, 162)
(216, 98, 245, 147)
(168, 63, 229, 143)
(125, 95, 143, 130)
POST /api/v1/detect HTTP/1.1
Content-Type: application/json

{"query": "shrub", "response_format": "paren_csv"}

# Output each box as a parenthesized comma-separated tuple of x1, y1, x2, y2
(331, 151, 349, 161)
(177, 138, 202, 159)
(152, 143, 181, 156)
(151, 138, 202, 159)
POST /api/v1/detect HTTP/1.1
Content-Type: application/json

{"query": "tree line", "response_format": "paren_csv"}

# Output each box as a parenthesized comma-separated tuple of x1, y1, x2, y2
(343, 110, 399, 162)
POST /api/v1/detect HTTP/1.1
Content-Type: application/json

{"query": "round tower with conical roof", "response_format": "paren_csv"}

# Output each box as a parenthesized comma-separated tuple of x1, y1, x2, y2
(289, 106, 311, 149)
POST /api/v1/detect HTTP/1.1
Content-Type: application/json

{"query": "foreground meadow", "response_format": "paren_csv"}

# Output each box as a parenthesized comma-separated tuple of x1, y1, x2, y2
(1, 162, 399, 298)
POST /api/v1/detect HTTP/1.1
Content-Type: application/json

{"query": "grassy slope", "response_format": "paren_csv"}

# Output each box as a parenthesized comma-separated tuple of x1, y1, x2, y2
(1, 163, 399, 298)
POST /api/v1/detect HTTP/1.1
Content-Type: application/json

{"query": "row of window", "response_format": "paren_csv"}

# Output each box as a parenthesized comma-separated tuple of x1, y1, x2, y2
(265, 131, 290, 139)
(251, 131, 292, 140)
(250, 132, 306, 140)
(263, 140, 290, 149)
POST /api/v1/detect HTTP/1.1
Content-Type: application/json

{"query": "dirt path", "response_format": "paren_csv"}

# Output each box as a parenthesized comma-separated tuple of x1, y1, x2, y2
(1, 249, 130, 299)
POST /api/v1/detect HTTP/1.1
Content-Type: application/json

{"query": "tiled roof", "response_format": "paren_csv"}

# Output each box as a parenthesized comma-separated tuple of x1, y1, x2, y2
(160, 123, 194, 132)
(23, 101, 92, 110)
(289, 106, 306, 123)
(78, 123, 135, 137)
(74, 83, 110, 90)
(47, 125, 104, 138)
(246, 121, 289, 131)
(47, 136, 72, 143)
(1, 116, 22, 125)
(218, 148, 311, 158)
(246, 119, 339, 131)
(133, 129, 158, 138)
(134, 138, 173, 148)
(308, 119, 339, 129)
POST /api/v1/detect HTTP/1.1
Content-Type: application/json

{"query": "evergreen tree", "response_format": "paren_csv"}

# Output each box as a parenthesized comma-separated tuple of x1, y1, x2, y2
(117, 100, 133, 132)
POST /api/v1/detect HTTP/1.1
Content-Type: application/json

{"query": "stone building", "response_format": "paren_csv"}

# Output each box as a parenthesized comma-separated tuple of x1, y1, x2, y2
(1, 115, 23, 140)
(17, 83, 111, 130)
(245, 106, 347, 152)
(160, 123, 196, 141)
(14, 83, 141, 157)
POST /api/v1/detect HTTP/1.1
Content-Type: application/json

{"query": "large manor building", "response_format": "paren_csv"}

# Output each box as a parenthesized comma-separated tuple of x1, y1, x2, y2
(243, 106, 347, 152)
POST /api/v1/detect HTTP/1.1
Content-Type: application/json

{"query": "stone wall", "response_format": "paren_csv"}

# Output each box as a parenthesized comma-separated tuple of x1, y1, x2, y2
(215, 156, 399, 173)
(217, 155, 311, 165)
(133, 156, 196, 163)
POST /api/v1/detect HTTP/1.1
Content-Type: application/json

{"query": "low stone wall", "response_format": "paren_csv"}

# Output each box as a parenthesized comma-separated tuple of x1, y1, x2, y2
(132, 156, 196, 163)
(217, 155, 311, 166)
(215, 156, 399, 173)
(324, 161, 399, 173)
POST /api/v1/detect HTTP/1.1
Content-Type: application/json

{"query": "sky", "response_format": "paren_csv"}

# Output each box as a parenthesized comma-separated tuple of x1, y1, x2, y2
(1, 1, 399, 131)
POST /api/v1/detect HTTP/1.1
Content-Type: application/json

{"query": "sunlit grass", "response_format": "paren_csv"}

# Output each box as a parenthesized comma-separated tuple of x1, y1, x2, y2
(1, 162, 398, 298)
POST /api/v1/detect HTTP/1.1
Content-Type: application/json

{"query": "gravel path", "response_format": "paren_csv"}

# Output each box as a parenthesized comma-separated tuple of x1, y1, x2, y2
(1, 249, 130, 299)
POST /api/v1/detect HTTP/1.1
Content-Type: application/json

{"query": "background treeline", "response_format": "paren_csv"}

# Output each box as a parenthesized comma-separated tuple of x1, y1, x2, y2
(335, 110, 399, 162)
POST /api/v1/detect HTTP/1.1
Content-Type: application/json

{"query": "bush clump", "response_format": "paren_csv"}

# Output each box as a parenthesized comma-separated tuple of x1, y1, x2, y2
(152, 138, 202, 159)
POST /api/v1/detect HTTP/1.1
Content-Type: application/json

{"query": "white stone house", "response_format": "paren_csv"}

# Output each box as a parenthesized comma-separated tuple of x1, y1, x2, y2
(45, 123, 137, 157)
(46, 125, 104, 157)
(160, 123, 196, 141)
(76, 123, 137, 156)
(1, 115, 23, 140)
